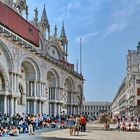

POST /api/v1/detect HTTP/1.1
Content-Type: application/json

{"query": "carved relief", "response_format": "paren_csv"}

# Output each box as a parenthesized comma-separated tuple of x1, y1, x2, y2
(40, 59, 47, 69)
(12, 47, 21, 63)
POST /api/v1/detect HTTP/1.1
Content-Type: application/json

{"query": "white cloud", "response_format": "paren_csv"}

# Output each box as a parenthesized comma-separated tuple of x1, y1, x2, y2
(66, 1, 80, 10)
(57, 1, 80, 21)
(57, 12, 70, 21)
(102, 20, 129, 38)
(75, 31, 100, 43)
(101, 0, 140, 38)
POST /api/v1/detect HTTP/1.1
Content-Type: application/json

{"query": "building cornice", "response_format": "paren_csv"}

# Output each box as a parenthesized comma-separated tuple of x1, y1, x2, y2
(0, 24, 84, 80)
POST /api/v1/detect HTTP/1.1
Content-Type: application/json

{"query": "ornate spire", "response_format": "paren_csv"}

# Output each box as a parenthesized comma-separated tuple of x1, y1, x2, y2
(40, 4, 50, 39)
(60, 22, 68, 61)
(41, 4, 49, 28)
(60, 21, 67, 40)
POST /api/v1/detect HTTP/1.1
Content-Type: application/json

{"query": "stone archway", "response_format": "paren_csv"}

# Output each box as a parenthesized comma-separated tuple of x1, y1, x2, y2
(47, 69, 59, 115)
(18, 57, 41, 114)
(63, 76, 74, 115)
(20, 60, 36, 114)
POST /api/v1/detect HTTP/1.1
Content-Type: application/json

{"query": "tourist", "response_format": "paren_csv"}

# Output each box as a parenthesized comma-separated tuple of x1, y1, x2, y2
(2, 126, 9, 136)
(116, 121, 121, 131)
(9, 126, 19, 136)
(27, 116, 34, 135)
(74, 115, 80, 135)
(103, 121, 110, 130)
(68, 116, 75, 135)
(121, 121, 126, 131)
(80, 115, 86, 132)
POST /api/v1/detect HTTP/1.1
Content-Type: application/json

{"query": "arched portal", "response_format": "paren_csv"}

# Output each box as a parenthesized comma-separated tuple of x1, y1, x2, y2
(47, 69, 59, 115)
(63, 77, 74, 115)
(19, 59, 38, 114)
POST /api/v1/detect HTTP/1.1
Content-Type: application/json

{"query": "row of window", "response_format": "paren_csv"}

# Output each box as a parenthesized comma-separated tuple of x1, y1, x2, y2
(82, 106, 110, 111)
(82, 112, 99, 116)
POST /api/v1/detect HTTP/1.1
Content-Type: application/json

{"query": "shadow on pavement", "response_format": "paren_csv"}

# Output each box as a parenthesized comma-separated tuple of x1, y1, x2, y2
(36, 136, 90, 140)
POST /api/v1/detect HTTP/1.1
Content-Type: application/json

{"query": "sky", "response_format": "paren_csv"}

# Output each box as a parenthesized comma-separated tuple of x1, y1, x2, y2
(26, 0, 140, 102)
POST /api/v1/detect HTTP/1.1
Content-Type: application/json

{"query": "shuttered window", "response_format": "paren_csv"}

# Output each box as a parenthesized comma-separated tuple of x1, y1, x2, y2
(137, 88, 140, 95)
(137, 100, 140, 105)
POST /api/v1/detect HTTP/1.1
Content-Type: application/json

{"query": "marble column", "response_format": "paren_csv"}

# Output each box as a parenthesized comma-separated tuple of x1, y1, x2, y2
(49, 88, 50, 99)
(34, 101, 36, 114)
(54, 87, 56, 100)
(26, 81, 29, 96)
(49, 103, 51, 115)
(14, 98, 17, 114)
(16, 74, 18, 92)
(30, 81, 32, 96)
(60, 104, 62, 114)
(41, 82, 43, 96)
(14, 74, 16, 91)
(34, 81, 36, 97)
(55, 87, 58, 100)
(50, 87, 52, 100)
(39, 82, 41, 97)
(36, 81, 39, 96)
(11, 73, 13, 91)
(39, 101, 41, 114)
(11, 97, 14, 115)
(57, 104, 59, 115)
(7, 96, 9, 114)
(27, 100, 29, 114)
(54, 103, 57, 115)
(9, 72, 13, 91)
(42, 83, 44, 97)
(13, 74, 15, 91)
(4, 96, 7, 114)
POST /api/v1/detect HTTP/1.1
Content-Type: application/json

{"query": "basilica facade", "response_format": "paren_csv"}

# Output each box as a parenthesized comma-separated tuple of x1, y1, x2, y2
(0, 0, 84, 115)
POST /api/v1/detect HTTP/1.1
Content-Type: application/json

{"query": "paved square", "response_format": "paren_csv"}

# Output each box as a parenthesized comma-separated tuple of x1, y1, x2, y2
(1, 123, 140, 140)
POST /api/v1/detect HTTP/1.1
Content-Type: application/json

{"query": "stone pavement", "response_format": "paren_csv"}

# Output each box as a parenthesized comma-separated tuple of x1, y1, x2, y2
(40, 127, 140, 140)
(1, 123, 140, 140)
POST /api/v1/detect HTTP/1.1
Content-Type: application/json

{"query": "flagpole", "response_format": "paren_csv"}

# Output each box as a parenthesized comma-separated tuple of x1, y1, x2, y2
(80, 38, 82, 74)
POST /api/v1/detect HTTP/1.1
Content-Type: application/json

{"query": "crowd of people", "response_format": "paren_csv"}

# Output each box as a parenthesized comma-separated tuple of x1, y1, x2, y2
(67, 115, 87, 136)
(0, 112, 87, 137)
(0, 112, 69, 137)
(114, 116, 140, 131)
(1, 111, 139, 137)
